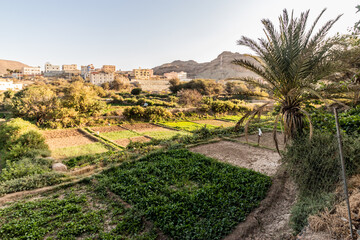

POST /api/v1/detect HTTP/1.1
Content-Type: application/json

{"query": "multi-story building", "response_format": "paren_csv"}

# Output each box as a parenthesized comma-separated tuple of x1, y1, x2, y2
(90, 72, 114, 85)
(164, 71, 188, 80)
(81, 64, 95, 79)
(44, 63, 61, 72)
(102, 65, 116, 73)
(22, 66, 41, 75)
(0, 80, 23, 91)
(133, 68, 153, 80)
(62, 64, 77, 71)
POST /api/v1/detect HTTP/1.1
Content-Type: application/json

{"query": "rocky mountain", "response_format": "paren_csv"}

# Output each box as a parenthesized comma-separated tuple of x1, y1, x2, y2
(0, 59, 28, 75)
(153, 51, 259, 80)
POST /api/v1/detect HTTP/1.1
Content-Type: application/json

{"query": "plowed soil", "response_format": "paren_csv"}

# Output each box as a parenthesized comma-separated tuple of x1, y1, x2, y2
(91, 126, 126, 133)
(114, 136, 151, 147)
(42, 129, 84, 139)
(191, 141, 280, 176)
(193, 119, 235, 127)
(46, 136, 96, 150)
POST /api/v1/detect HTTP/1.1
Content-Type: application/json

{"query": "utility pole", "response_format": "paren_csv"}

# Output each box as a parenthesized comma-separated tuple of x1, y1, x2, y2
(334, 107, 354, 239)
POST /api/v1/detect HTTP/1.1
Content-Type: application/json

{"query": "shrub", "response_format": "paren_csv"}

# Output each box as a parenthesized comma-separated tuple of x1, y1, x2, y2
(210, 100, 236, 113)
(144, 106, 172, 121)
(0, 172, 65, 196)
(0, 118, 38, 150)
(0, 157, 52, 181)
(283, 132, 360, 195)
(2, 130, 50, 162)
(283, 131, 360, 233)
(177, 89, 203, 106)
(123, 106, 145, 120)
(131, 88, 142, 95)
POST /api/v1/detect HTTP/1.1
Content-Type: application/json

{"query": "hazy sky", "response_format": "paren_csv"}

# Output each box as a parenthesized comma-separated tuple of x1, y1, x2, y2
(0, 0, 358, 70)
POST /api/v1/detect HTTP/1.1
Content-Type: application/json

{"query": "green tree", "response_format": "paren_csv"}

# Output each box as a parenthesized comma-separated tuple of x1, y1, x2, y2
(63, 81, 105, 115)
(9, 85, 60, 124)
(232, 9, 341, 149)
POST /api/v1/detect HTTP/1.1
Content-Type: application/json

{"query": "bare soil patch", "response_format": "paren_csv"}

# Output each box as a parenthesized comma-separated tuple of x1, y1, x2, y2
(91, 126, 125, 133)
(193, 119, 235, 127)
(237, 131, 286, 151)
(42, 129, 84, 139)
(114, 136, 151, 147)
(190, 141, 280, 176)
(190, 140, 297, 240)
(46, 136, 96, 150)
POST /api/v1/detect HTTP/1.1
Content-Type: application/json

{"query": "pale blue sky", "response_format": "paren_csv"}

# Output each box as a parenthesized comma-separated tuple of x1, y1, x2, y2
(0, 0, 358, 70)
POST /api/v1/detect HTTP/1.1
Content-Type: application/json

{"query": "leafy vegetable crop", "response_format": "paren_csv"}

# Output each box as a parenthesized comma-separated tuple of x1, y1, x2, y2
(98, 149, 271, 240)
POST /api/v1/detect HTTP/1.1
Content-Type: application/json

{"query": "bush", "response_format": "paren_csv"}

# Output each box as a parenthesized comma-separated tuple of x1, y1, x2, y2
(283, 132, 360, 196)
(123, 106, 145, 120)
(0, 157, 52, 181)
(2, 130, 50, 162)
(283, 131, 360, 233)
(177, 89, 203, 106)
(210, 100, 235, 113)
(144, 106, 172, 121)
(0, 172, 65, 196)
(0, 118, 38, 151)
(131, 88, 142, 95)
(290, 193, 335, 233)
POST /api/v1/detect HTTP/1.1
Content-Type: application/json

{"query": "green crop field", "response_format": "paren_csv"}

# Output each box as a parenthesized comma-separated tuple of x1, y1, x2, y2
(101, 130, 140, 140)
(97, 149, 272, 239)
(0, 184, 158, 239)
(51, 143, 109, 159)
(142, 130, 189, 140)
(160, 121, 217, 132)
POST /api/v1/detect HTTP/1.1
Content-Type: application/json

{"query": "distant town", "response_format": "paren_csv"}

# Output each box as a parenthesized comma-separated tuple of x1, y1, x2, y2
(0, 63, 191, 92)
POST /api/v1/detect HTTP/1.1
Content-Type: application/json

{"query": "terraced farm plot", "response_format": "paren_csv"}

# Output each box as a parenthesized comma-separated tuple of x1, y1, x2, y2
(101, 130, 140, 140)
(114, 136, 151, 147)
(121, 123, 189, 140)
(193, 119, 235, 128)
(98, 149, 271, 240)
(0, 183, 159, 239)
(43, 129, 96, 150)
(51, 142, 109, 159)
(42, 129, 109, 159)
(160, 121, 217, 132)
(121, 123, 160, 132)
(142, 130, 189, 140)
(91, 125, 125, 133)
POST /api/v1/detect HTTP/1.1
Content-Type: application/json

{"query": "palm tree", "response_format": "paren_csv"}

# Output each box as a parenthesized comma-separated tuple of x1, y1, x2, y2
(232, 9, 342, 152)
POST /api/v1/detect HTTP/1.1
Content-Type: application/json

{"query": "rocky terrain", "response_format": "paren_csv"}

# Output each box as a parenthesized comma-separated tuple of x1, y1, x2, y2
(153, 51, 259, 80)
(0, 59, 28, 75)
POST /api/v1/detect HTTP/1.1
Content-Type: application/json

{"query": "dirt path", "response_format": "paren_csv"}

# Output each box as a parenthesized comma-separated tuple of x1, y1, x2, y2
(191, 141, 281, 176)
(190, 139, 297, 240)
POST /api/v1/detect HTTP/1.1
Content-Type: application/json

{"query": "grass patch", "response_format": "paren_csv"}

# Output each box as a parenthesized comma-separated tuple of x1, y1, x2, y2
(160, 121, 217, 132)
(0, 183, 158, 239)
(142, 130, 190, 140)
(52, 142, 109, 159)
(98, 149, 271, 240)
(101, 130, 141, 140)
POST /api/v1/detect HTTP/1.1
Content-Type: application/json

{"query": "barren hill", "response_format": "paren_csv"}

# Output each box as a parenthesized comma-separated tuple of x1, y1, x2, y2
(0, 59, 28, 75)
(153, 51, 259, 80)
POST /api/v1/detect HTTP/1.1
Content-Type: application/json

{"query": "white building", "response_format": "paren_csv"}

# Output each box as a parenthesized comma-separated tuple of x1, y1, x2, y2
(22, 66, 41, 75)
(0, 80, 23, 91)
(44, 63, 61, 72)
(90, 72, 114, 85)
(81, 64, 95, 79)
